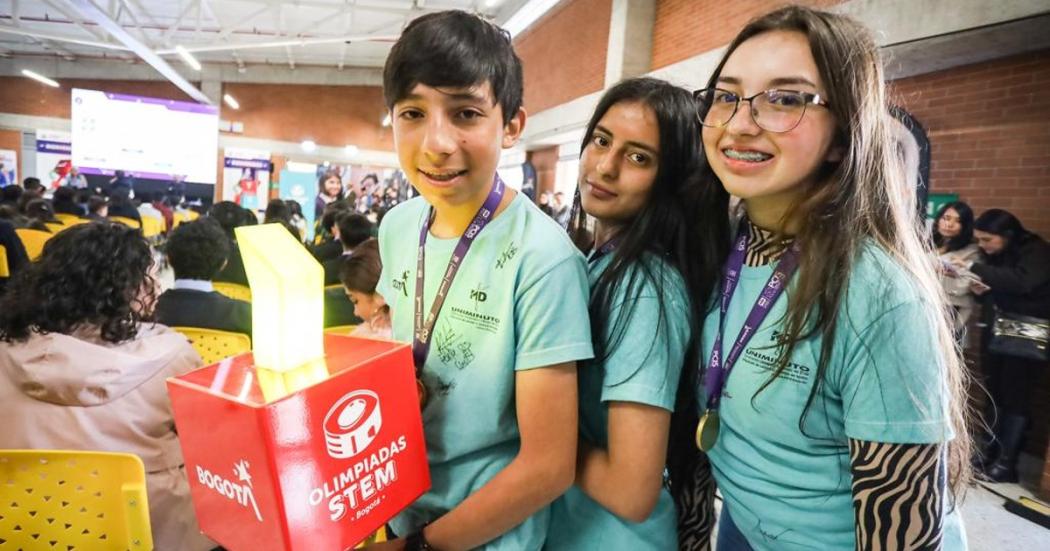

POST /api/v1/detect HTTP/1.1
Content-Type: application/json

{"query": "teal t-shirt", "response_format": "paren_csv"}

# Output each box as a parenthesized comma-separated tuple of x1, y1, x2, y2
(377, 192, 594, 550)
(700, 245, 966, 550)
(546, 253, 690, 550)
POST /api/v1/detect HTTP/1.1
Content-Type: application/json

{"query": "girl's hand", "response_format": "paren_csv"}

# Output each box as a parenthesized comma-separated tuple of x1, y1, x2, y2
(971, 280, 991, 295)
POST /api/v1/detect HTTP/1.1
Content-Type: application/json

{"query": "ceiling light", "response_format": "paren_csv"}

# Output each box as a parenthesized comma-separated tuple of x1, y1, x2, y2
(300, 140, 317, 152)
(344, 145, 359, 157)
(381, 113, 392, 127)
(21, 69, 59, 88)
(223, 93, 240, 110)
(503, 0, 561, 38)
(175, 45, 202, 71)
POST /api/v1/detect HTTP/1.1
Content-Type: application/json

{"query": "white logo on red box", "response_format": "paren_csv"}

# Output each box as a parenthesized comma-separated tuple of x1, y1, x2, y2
(324, 390, 382, 459)
(196, 459, 263, 522)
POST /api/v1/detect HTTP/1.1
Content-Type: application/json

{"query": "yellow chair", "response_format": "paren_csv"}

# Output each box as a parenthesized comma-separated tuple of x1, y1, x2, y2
(172, 326, 252, 365)
(140, 216, 163, 239)
(324, 325, 358, 335)
(0, 449, 153, 550)
(109, 216, 141, 230)
(45, 222, 66, 233)
(212, 281, 252, 303)
(15, 228, 52, 261)
(54, 213, 81, 224)
(172, 211, 199, 228)
(0, 244, 8, 277)
(354, 526, 387, 548)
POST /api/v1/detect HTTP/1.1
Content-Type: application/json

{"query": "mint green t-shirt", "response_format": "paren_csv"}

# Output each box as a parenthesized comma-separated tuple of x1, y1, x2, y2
(377, 192, 594, 550)
(546, 254, 690, 550)
(701, 245, 966, 550)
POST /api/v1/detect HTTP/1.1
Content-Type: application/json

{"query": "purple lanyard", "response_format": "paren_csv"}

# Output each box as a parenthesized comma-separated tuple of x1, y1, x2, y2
(413, 176, 505, 371)
(704, 222, 801, 411)
(588, 237, 620, 265)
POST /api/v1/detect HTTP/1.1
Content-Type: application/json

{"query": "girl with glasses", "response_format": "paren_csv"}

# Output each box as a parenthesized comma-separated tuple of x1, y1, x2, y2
(545, 77, 729, 550)
(694, 7, 971, 550)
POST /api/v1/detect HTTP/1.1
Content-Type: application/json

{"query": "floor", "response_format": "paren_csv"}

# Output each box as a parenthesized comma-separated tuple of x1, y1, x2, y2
(961, 453, 1050, 550)
(710, 453, 1050, 550)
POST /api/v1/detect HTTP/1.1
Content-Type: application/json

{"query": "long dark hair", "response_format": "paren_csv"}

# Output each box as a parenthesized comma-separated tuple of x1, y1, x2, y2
(698, 6, 971, 493)
(932, 201, 975, 252)
(973, 208, 1034, 258)
(567, 77, 730, 502)
(0, 221, 156, 344)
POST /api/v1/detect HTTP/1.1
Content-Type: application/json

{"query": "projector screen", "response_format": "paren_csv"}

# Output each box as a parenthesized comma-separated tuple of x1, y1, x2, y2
(71, 88, 219, 184)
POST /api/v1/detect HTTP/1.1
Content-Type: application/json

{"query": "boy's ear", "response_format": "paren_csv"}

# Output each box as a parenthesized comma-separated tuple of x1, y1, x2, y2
(501, 107, 527, 149)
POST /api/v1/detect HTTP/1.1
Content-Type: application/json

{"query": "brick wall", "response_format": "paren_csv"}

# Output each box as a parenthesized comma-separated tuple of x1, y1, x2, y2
(892, 50, 1050, 494)
(221, 83, 392, 150)
(0, 77, 194, 118)
(516, 0, 611, 115)
(650, 0, 843, 70)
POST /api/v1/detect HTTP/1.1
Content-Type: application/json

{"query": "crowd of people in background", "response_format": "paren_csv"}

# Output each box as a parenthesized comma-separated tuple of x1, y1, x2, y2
(0, 6, 1047, 550)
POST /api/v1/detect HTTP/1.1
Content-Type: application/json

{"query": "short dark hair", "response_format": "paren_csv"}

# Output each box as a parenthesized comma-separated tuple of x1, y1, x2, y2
(209, 200, 246, 236)
(339, 239, 381, 294)
(336, 212, 374, 249)
(24, 198, 57, 223)
(383, 10, 523, 125)
(166, 218, 230, 280)
(321, 200, 351, 233)
(0, 222, 156, 344)
(87, 195, 107, 214)
(22, 177, 42, 191)
(1, 185, 23, 203)
(263, 199, 291, 224)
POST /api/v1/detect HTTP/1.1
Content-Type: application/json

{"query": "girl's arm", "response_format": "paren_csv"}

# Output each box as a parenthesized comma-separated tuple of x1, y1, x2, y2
(575, 402, 672, 521)
(849, 439, 946, 551)
(971, 242, 1050, 294)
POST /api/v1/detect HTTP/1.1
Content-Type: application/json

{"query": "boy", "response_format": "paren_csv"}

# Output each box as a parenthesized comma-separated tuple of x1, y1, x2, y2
(154, 218, 251, 337)
(375, 11, 593, 551)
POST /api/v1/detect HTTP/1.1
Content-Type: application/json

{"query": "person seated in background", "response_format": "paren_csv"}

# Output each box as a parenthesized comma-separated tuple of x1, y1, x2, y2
(323, 212, 373, 285)
(22, 177, 44, 195)
(152, 193, 174, 231)
(136, 190, 165, 223)
(86, 195, 108, 220)
(107, 188, 143, 226)
(0, 184, 22, 210)
(51, 186, 85, 217)
(154, 218, 252, 337)
(23, 198, 60, 232)
(310, 200, 351, 262)
(208, 201, 250, 286)
(338, 239, 390, 339)
(0, 222, 216, 551)
(241, 205, 259, 226)
(16, 186, 42, 214)
(287, 199, 307, 239)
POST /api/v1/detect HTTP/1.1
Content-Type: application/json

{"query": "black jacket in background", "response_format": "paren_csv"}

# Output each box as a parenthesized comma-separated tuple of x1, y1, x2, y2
(310, 239, 343, 264)
(972, 234, 1050, 318)
(154, 288, 252, 337)
(214, 238, 250, 286)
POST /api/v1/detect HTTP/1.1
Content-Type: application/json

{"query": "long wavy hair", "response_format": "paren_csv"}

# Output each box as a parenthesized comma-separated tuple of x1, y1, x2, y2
(0, 221, 157, 344)
(567, 77, 730, 502)
(698, 6, 972, 494)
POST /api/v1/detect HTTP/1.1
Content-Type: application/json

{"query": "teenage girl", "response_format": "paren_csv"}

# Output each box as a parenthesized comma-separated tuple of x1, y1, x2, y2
(545, 77, 728, 549)
(694, 7, 971, 550)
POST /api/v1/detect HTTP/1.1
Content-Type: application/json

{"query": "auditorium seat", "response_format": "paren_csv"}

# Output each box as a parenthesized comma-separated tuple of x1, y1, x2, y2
(54, 213, 81, 225)
(14, 228, 51, 261)
(0, 244, 8, 277)
(0, 449, 153, 550)
(110, 216, 142, 230)
(140, 215, 164, 239)
(172, 326, 251, 365)
(324, 325, 358, 335)
(212, 281, 252, 303)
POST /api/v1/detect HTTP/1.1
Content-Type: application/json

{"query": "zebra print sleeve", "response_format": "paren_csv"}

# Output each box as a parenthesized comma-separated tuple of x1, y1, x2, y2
(676, 452, 716, 551)
(849, 439, 946, 551)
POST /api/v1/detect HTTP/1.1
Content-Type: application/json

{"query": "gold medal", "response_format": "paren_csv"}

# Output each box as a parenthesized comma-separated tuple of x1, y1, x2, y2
(416, 378, 428, 409)
(695, 409, 720, 452)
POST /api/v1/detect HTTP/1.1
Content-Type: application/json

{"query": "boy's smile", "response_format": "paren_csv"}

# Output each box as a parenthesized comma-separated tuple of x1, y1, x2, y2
(392, 82, 525, 215)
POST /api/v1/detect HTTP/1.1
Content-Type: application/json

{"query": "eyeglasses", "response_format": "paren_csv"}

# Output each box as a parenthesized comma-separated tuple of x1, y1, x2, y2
(693, 88, 829, 133)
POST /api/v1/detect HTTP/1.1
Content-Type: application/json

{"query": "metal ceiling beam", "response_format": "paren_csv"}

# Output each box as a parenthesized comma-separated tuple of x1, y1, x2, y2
(161, 0, 198, 44)
(0, 26, 127, 50)
(67, 0, 213, 104)
(154, 33, 396, 54)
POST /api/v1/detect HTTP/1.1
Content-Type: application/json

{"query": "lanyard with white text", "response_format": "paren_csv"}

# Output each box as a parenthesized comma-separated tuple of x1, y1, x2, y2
(413, 175, 505, 374)
(696, 221, 800, 451)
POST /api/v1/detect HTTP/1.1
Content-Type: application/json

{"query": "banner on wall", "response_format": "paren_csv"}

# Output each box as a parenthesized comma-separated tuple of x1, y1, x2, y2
(35, 130, 73, 189)
(0, 149, 17, 187)
(279, 167, 318, 242)
(223, 148, 272, 211)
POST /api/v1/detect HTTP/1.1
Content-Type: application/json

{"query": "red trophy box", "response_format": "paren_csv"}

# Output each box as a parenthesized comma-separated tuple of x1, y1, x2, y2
(167, 335, 429, 550)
